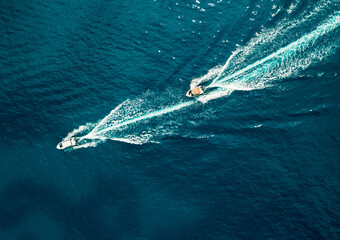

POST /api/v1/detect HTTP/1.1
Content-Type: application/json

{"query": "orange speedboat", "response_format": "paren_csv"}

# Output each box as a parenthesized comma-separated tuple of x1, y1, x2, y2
(186, 86, 204, 97)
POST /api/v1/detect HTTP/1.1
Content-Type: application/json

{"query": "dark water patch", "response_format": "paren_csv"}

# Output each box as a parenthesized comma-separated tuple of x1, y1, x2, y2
(0, 176, 140, 239)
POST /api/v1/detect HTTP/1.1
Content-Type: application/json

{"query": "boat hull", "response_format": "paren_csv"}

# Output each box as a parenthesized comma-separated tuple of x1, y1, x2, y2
(57, 138, 78, 149)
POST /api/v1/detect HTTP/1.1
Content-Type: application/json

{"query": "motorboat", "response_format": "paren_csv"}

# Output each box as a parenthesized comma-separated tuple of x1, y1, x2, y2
(186, 86, 204, 97)
(56, 138, 78, 149)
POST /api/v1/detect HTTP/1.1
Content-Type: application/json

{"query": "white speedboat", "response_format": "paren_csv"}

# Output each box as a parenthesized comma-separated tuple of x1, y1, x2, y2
(56, 138, 78, 149)
(186, 86, 204, 97)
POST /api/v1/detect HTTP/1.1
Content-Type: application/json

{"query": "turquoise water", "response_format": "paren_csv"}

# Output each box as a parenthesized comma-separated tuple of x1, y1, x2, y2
(1, 0, 339, 239)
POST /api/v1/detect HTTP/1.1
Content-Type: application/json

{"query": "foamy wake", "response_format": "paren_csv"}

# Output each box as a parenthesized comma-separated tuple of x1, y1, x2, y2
(62, 4, 340, 148)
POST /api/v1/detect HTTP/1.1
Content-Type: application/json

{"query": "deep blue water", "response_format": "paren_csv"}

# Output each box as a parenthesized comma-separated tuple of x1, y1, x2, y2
(1, 0, 340, 239)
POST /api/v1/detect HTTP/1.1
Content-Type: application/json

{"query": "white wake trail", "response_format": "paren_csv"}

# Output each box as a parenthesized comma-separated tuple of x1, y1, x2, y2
(209, 13, 340, 88)
(61, 11, 340, 149)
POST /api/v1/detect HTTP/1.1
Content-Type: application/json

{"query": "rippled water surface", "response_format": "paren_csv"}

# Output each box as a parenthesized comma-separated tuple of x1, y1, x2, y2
(1, 0, 339, 239)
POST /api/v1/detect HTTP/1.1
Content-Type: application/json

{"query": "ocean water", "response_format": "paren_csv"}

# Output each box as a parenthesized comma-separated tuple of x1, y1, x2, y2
(1, 0, 339, 239)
